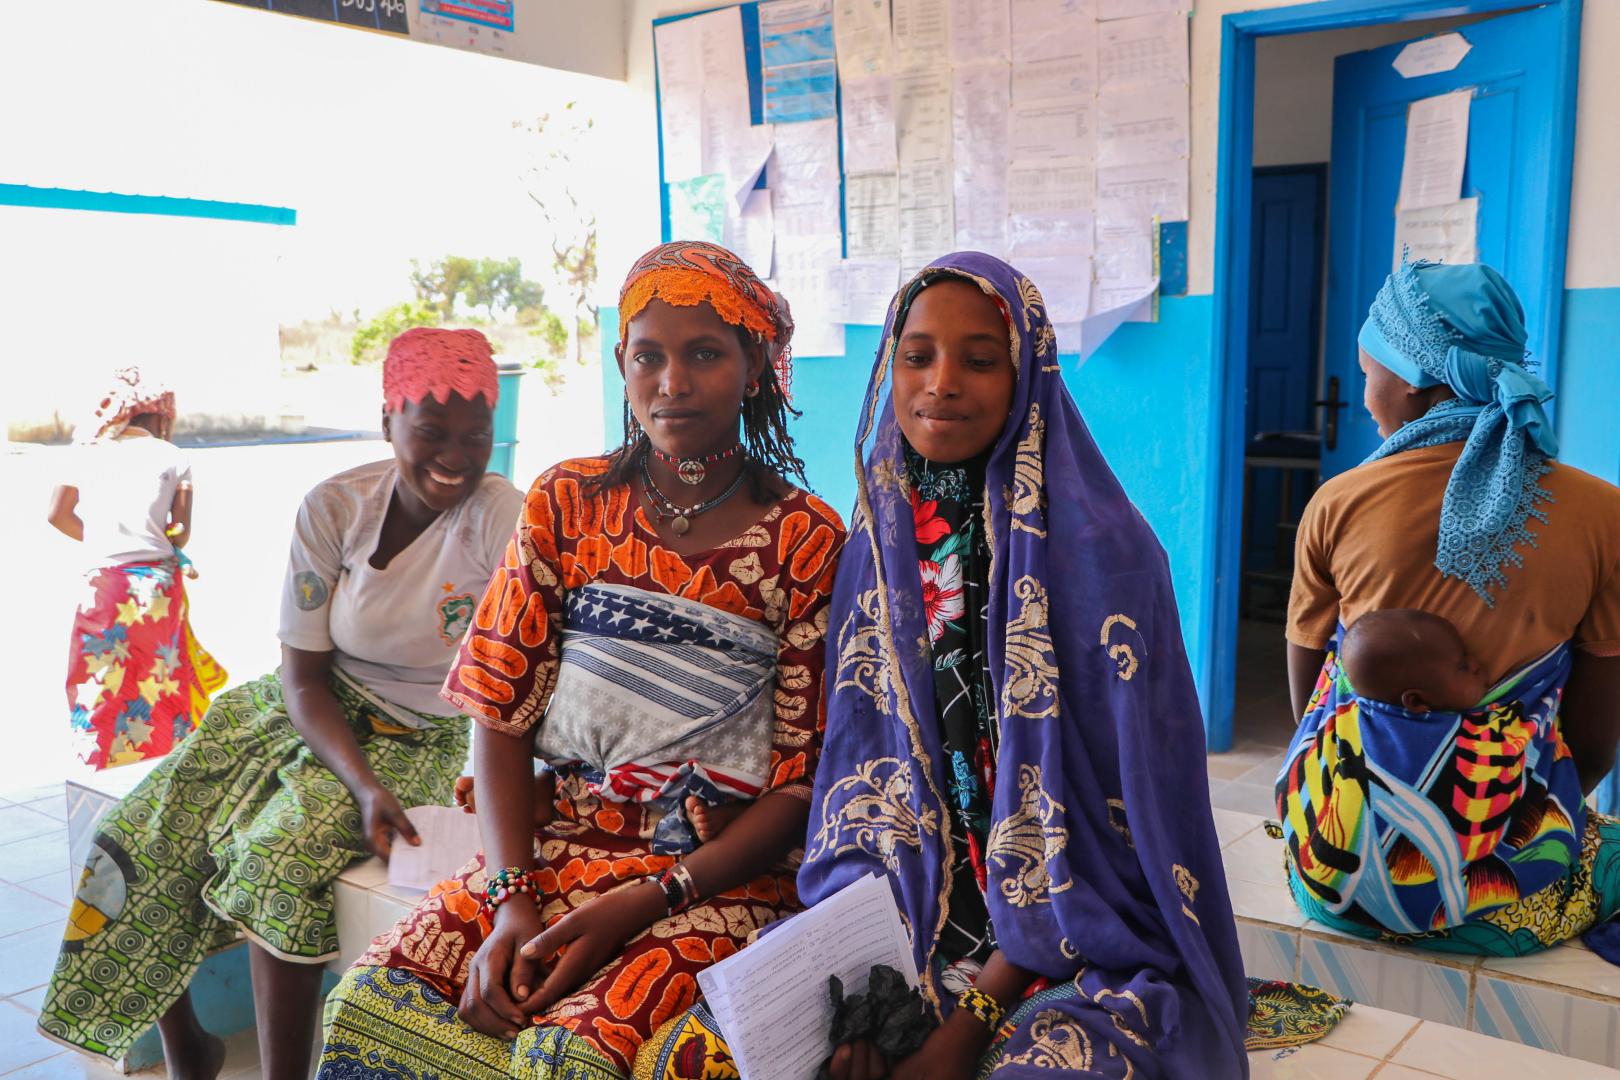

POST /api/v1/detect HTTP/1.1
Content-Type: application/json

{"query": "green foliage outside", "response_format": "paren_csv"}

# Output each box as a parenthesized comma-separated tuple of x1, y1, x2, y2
(349, 299, 442, 364)
(338, 101, 599, 377)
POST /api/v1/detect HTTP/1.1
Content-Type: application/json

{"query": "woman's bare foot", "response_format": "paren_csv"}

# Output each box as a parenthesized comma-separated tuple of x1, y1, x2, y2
(455, 773, 557, 828)
(686, 796, 746, 843)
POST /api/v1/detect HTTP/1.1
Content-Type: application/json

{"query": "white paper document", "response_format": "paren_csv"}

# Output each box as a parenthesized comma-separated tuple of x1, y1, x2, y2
(1011, 0, 1097, 103)
(697, 874, 918, 1080)
(1011, 98, 1096, 161)
(845, 171, 901, 260)
(835, 0, 894, 77)
(1098, 83, 1189, 167)
(1081, 275, 1157, 357)
(1392, 32, 1471, 79)
(1012, 0, 1097, 62)
(1008, 161, 1095, 257)
(1018, 254, 1091, 323)
(725, 188, 777, 278)
(1393, 196, 1478, 271)
(894, 65, 955, 274)
(842, 75, 898, 173)
(772, 233, 847, 357)
(770, 118, 842, 235)
(892, 0, 949, 58)
(894, 66, 953, 166)
(714, 122, 777, 210)
(387, 806, 482, 892)
(1100, 0, 1185, 18)
(1399, 89, 1471, 210)
(1098, 11, 1188, 90)
(655, 8, 751, 183)
(950, 0, 1010, 63)
(1095, 217, 1154, 283)
(832, 258, 901, 323)
(953, 61, 1011, 255)
(1098, 159, 1187, 221)
(900, 203, 955, 278)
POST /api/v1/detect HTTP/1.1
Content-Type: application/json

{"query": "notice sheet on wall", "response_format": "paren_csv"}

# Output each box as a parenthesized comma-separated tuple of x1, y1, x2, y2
(1398, 89, 1471, 210)
(1393, 196, 1478, 271)
(760, 0, 840, 123)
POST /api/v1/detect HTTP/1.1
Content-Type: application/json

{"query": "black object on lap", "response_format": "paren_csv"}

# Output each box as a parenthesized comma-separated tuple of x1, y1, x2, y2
(815, 965, 938, 1078)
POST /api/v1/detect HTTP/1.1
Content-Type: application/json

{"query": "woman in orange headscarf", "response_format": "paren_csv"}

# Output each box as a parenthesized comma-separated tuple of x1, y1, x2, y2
(316, 242, 846, 1080)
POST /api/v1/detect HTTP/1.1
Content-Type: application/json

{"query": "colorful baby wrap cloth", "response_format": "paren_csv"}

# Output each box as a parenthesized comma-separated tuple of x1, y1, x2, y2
(1279, 637, 1584, 938)
(534, 582, 777, 854)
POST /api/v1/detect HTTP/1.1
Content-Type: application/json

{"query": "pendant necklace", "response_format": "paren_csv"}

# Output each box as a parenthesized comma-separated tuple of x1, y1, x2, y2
(640, 453, 747, 536)
(650, 442, 743, 486)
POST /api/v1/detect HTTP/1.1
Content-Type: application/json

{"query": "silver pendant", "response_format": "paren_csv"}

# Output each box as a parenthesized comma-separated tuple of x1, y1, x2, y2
(672, 515, 691, 535)
(676, 460, 706, 485)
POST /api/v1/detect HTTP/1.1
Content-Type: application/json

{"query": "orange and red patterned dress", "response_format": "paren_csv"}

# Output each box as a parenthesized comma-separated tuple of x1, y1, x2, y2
(317, 455, 845, 1080)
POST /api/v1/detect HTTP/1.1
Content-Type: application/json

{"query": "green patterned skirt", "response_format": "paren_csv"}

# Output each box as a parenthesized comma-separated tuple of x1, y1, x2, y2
(36, 670, 467, 1062)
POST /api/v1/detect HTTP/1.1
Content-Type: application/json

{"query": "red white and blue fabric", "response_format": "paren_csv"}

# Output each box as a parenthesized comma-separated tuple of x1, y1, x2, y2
(533, 582, 776, 852)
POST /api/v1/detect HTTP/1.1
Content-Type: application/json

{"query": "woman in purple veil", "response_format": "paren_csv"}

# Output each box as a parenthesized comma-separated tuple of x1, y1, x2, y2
(639, 253, 1252, 1079)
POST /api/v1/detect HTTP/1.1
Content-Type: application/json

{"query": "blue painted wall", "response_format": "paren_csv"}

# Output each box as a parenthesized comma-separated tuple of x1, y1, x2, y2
(1554, 287, 1620, 486)
(600, 296, 1224, 720)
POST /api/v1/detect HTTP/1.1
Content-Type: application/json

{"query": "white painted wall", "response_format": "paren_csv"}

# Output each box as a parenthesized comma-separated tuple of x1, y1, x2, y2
(1193, 0, 1620, 292)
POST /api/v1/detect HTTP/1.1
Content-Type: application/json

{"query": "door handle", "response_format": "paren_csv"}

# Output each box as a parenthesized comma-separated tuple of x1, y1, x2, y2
(1311, 376, 1348, 451)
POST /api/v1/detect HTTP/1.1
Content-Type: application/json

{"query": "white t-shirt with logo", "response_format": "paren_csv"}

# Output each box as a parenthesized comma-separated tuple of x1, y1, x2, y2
(70, 431, 191, 567)
(277, 459, 523, 722)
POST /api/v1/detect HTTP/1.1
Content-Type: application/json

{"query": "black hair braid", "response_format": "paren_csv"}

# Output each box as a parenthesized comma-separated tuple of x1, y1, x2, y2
(587, 335, 808, 503)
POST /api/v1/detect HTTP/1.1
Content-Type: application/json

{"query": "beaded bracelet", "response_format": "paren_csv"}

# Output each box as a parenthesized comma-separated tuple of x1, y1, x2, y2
(481, 866, 542, 917)
(956, 987, 1005, 1031)
(647, 863, 699, 915)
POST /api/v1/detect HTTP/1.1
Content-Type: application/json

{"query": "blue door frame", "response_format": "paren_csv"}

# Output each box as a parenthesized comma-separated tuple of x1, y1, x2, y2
(1205, 0, 1582, 751)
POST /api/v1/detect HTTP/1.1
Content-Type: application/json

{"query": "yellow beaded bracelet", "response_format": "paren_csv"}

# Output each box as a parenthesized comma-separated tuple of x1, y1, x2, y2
(956, 987, 1005, 1031)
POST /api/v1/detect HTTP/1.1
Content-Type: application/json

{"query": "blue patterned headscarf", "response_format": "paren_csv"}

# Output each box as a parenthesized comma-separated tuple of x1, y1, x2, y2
(799, 253, 1249, 1076)
(1358, 261, 1557, 604)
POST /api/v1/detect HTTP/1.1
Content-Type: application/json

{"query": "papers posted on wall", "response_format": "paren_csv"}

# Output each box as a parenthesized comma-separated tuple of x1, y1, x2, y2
(653, 0, 1191, 359)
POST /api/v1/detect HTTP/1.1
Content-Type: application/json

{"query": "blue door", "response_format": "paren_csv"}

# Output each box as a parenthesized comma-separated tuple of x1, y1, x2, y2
(1321, 7, 1576, 478)
(1245, 167, 1324, 570)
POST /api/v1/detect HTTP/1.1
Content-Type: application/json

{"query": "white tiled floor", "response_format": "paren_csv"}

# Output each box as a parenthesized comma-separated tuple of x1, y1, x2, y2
(0, 787, 262, 1079)
(1248, 1003, 1620, 1078)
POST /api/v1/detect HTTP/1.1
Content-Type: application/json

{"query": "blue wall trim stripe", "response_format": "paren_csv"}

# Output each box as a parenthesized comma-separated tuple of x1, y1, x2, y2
(0, 184, 296, 225)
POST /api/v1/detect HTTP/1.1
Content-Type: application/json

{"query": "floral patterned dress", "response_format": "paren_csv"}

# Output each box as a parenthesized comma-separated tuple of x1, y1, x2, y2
(907, 449, 1001, 974)
(317, 456, 845, 1080)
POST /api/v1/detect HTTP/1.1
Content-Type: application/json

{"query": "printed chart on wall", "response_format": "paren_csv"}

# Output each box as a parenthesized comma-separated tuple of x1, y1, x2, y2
(213, 0, 410, 34)
(653, 0, 1191, 360)
(211, 0, 520, 59)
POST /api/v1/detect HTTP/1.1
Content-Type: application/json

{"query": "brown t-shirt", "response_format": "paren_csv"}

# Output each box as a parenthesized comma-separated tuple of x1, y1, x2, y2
(1287, 443, 1620, 681)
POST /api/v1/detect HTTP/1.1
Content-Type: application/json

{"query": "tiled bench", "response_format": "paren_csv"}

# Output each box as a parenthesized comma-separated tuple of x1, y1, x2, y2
(1218, 807, 1620, 1072)
(67, 767, 1620, 1077)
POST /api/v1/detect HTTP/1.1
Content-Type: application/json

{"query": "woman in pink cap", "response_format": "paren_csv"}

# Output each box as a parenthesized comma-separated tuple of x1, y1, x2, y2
(38, 329, 522, 1080)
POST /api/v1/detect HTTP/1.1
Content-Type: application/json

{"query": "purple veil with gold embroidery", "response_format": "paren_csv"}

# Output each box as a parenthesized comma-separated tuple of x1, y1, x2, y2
(798, 253, 1247, 1076)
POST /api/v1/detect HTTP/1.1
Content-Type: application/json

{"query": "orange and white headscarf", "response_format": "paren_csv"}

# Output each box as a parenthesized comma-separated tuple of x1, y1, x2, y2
(618, 241, 794, 395)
